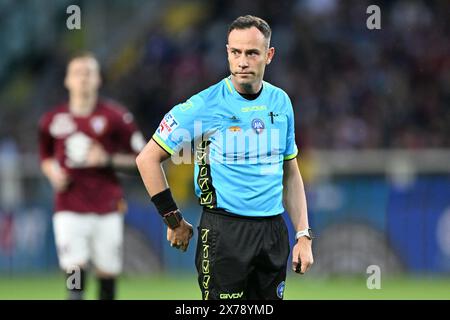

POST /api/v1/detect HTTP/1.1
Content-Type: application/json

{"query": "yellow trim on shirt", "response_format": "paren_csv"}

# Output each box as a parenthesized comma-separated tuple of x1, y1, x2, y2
(284, 149, 298, 161)
(152, 134, 175, 155)
(225, 78, 233, 94)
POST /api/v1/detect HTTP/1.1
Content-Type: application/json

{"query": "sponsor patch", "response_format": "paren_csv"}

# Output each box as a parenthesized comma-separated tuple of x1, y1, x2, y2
(65, 132, 92, 167)
(49, 113, 76, 137)
(241, 105, 267, 112)
(251, 118, 265, 134)
(157, 113, 179, 140)
(228, 126, 241, 132)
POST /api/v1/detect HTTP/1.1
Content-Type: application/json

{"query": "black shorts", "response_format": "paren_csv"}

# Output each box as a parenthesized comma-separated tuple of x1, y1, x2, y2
(195, 208, 290, 300)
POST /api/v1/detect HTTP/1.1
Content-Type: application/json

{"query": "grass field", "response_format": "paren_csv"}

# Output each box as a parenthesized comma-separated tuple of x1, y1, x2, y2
(0, 274, 449, 300)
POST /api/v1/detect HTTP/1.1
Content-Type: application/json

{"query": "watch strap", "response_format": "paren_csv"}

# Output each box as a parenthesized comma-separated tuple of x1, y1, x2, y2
(295, 228, 313, 240)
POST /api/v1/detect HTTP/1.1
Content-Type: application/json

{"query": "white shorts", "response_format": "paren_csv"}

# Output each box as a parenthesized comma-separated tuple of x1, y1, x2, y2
(53, 211, 124, 275)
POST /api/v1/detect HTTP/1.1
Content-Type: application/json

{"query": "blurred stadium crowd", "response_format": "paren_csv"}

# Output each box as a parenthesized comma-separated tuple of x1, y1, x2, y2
(0, 0, 448, 155)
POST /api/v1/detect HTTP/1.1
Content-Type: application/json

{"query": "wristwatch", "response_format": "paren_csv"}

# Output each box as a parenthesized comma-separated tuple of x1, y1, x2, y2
(162, 209, 183, 229)
(295, 228, 314, 241)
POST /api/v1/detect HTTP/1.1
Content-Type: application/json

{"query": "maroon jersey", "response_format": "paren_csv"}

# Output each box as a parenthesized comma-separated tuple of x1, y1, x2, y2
(39, 99, 145, 214)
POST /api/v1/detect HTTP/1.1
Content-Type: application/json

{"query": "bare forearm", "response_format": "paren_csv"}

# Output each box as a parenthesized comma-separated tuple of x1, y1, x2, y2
(110, 153, 138, 170)
(41, 158, 58, 179)
(135, 140, 171, 197)
(136, 139, 193, 252)
(283, 161, 309, 232)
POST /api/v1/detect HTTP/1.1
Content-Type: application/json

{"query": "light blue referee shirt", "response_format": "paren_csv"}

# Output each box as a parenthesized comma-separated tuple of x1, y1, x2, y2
(153, 76, 298, 217)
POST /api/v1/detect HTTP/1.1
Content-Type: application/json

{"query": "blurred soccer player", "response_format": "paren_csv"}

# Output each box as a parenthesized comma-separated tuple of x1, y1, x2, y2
(136, 16, 313, 300)
(38, 53, 146, 300)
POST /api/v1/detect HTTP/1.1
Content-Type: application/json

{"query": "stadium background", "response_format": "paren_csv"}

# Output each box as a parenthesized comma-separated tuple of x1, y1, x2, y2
(0, 0, 449, 299)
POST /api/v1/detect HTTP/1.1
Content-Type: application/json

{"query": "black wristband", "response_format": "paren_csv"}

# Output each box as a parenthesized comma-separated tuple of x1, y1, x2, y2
(151, 188, 178, 216)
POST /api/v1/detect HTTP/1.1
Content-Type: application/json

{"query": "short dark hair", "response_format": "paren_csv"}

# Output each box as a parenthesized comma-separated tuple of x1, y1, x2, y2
(66, 51, 100, 74)
(228, 15, 271, 43)
(68, 51, 98, 64)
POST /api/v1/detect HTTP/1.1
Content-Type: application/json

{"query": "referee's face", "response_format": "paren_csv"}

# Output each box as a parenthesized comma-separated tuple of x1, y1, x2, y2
(227, 27, 275, 93)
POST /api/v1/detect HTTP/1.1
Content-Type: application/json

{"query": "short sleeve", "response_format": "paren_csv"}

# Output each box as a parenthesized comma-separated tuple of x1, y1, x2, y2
(153, 94, 205, 155)
(283, 94, 298, 161)
(113, 110, 146, 154)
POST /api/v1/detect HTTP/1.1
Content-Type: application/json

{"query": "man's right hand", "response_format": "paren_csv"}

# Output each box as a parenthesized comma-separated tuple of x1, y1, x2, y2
(167, 219, 194, 252)
(49, 166, 70, 192)
(42, 159, 70, 192)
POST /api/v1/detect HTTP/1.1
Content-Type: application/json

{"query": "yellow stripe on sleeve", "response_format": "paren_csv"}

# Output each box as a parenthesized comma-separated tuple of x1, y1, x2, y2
(152, 134, 175, 155)
(284, 149, 298, 161)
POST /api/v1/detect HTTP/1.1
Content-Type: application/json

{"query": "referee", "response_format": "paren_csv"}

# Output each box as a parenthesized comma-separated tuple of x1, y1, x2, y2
(136, 15, 313, 300)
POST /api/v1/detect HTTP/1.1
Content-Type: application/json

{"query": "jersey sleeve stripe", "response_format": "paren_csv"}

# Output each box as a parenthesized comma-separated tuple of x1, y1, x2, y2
(152, 134, 175, 155)
(283, 149, 298, 161)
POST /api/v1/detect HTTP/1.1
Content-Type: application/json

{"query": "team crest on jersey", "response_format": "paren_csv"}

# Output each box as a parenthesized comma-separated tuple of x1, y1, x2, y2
(90, 116, 107, 135)
(157, 113, 179, 140)
(251, 118, 265, 134)
(49, 113, 76, 138)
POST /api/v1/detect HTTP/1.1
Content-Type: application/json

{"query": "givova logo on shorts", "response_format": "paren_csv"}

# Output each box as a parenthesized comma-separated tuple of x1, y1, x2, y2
(219, 291, 243, 299)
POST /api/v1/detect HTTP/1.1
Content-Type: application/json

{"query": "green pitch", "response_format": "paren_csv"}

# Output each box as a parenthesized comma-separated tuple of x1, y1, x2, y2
(0, 273, 449, 300)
